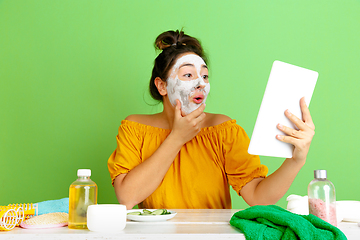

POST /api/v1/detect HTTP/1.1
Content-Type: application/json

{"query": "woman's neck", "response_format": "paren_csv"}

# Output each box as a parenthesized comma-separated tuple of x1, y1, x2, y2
(161, 98, 176, 129)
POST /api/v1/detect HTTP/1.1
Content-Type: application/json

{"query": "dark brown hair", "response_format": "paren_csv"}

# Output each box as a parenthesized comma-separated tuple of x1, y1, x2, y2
(149, 30, 207, 102)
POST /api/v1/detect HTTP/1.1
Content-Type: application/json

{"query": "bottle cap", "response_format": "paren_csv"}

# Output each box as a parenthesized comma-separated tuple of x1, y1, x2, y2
(314, 169, 327, 179)
(77, 169, 91, 177)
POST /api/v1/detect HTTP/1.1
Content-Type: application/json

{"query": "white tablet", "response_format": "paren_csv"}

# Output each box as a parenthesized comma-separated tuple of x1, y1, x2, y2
(248, 60, 318, 158)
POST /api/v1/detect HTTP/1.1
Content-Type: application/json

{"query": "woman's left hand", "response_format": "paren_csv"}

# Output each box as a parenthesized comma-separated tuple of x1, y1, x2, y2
(276, 97, 315, 165)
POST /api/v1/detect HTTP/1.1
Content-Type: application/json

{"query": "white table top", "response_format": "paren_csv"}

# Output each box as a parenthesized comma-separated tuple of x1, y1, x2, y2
(1, 209, 359, 240)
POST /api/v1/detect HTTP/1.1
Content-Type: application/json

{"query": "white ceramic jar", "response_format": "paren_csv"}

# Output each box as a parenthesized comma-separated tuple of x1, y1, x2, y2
(87, 204, 127, 233)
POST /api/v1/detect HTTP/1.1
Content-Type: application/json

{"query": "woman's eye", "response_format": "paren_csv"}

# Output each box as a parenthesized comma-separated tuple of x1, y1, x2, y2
(202, 75, 209, 80)
(184, 73, 192, 78)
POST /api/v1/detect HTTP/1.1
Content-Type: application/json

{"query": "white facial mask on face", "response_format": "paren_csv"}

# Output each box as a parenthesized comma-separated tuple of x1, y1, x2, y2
(166, 54, 210, 115)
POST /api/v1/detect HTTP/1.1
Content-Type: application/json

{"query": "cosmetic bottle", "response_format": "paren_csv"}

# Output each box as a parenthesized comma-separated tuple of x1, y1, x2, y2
(68, 169, 98, 229)
(308, 169, 337, 226)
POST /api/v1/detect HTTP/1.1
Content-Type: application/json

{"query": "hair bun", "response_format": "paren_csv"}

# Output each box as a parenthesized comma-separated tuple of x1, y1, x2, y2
(155, 30, 203, 53)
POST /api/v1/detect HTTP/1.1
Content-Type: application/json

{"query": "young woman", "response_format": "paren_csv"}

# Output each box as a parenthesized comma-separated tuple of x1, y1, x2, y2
(108, 30, 315, 210)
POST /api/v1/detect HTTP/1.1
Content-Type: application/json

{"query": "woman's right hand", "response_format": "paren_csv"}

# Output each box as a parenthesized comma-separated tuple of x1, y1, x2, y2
(170, 99, 206, 144)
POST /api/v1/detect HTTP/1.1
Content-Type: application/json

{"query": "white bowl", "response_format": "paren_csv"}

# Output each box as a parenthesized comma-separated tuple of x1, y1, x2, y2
(87, 204, 127, 233)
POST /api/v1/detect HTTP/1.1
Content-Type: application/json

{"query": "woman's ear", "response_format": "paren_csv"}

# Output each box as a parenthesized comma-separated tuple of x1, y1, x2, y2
(154, 77, 167, 96)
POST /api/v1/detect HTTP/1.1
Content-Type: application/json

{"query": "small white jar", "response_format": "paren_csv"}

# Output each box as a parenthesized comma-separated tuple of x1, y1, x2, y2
(87, 204, 127, 233)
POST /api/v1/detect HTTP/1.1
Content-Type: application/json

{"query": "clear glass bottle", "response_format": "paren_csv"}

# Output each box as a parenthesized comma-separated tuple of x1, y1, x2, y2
(308, 170, 337, 226)
(68, 169, 98, 229)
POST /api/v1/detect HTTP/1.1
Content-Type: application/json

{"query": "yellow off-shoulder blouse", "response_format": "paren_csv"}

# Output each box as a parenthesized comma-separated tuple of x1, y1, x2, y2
(108, 119, 268, 209)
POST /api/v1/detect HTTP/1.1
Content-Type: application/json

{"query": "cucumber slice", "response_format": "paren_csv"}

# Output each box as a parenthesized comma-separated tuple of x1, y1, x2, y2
(142, 209, 152, 214)
(128, 209, 172, 216)
(163, 210, 171, 215)
(151, 209, 166, 215)
(127, 211, 141, 215)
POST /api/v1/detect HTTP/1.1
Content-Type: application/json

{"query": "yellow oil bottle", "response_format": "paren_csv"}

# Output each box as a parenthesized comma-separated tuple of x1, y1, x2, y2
(68, 169, 97, 229)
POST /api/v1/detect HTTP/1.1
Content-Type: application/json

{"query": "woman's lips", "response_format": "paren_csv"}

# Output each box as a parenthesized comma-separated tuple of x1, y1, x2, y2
(192, 94, 204, 104)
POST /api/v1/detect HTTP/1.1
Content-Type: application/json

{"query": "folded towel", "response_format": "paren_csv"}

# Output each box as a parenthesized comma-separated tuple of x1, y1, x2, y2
(286, 194, 309, 215)
(36, 198, 69, 215)
(230, 205, 346, 240)
(336, 201, 360, 223)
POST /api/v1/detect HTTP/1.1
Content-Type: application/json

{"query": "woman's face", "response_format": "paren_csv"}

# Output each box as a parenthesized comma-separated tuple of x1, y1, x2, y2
(166, 53, 210, 115)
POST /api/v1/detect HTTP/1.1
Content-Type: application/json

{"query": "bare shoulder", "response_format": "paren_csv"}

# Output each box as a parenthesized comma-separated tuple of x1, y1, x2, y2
(203, 113, 232, 127)
(124, 113, 167, 128)
(125, 114, 156, 124)
(125, 114, 149, 123)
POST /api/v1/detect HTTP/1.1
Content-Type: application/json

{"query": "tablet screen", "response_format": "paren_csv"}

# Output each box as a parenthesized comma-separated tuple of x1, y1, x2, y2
(248, 60, 318, 158)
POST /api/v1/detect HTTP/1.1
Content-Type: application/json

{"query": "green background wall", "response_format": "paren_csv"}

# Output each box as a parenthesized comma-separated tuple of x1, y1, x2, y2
(1, 0, 359, 209)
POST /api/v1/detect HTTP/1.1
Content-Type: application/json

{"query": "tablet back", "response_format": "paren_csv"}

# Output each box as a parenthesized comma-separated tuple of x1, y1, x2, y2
(248, 60, 318, 158)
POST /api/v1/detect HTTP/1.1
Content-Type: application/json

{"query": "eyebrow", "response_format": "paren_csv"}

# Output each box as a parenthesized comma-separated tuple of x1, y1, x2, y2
(179, 63, 208, 69)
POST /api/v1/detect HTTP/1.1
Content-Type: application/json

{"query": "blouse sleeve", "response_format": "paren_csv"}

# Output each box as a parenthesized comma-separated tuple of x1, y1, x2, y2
(107, 122, 143, 186)
(223, 124, 268, 195)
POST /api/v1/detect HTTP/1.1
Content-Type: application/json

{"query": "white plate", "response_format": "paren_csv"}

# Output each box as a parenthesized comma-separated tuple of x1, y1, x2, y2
(127, 209, 177, 222)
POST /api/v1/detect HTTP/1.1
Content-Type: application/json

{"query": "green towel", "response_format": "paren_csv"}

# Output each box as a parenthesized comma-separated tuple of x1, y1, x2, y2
(230, 205, 346, 240)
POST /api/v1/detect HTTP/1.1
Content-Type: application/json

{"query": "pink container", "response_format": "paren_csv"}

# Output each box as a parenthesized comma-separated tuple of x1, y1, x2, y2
(308, 170, 337, 226)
